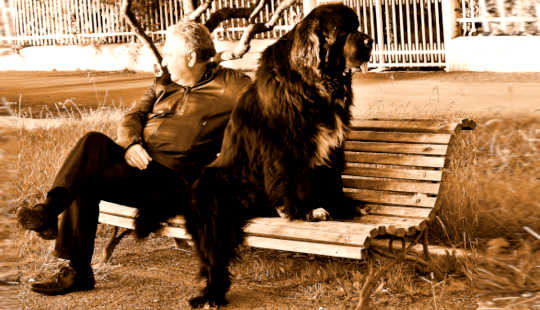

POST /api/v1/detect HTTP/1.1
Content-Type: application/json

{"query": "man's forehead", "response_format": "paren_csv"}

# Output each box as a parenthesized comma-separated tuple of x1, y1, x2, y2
(164, 35, 187, 51)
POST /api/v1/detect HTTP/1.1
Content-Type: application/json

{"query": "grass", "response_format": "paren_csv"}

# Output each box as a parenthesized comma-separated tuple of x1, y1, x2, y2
(10, 100, 540, 309)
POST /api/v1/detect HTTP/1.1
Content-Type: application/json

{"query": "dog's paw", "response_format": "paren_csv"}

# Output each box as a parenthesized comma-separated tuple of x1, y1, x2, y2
(307, 208, 331, 221)
(189, 294, 227, 309)
(275, 205, 288, 218)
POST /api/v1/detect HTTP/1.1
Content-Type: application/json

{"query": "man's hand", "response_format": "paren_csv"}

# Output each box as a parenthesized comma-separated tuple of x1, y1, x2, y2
(125, 144, 152, 170)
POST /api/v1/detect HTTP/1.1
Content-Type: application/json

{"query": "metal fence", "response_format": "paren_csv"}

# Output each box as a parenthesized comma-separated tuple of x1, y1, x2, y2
(344, 0, 445, 68)
(1, 0, 449, 68)
(2, 0, 300, 46)
(458, 0, 540, 36)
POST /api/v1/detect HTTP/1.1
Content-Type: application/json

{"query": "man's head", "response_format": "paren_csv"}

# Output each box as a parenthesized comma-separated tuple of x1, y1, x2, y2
(162, 21, 216, 85)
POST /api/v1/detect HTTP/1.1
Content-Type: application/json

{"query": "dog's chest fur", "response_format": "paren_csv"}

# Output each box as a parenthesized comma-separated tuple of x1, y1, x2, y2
(311, 114, 347, 167)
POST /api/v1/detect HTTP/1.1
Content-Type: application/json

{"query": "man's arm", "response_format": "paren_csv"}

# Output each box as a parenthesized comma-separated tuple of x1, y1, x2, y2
(116, 78, 159, 169)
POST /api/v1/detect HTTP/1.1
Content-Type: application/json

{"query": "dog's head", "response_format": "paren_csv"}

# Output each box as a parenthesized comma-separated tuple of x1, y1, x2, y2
(290, 4, 373, 77)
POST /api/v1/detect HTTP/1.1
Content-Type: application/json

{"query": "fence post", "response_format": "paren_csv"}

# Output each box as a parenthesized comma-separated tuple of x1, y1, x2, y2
(303, 0, 317, 17)
(441, 0, 457, 45)
(374, 0, 385, 68)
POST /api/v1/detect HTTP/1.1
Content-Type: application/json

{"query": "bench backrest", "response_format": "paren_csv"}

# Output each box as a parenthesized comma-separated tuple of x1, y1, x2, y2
(342, 119, 475, 235)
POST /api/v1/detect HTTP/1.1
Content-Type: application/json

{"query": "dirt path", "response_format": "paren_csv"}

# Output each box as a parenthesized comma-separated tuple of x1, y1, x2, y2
(2, 70, 540, 118)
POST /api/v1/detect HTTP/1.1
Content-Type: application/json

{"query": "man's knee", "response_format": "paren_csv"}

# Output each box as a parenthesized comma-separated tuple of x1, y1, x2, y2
(78, 132, 111, 149)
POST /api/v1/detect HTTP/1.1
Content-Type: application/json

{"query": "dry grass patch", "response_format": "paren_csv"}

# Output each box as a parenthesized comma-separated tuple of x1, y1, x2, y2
(12, 103, 539, 308)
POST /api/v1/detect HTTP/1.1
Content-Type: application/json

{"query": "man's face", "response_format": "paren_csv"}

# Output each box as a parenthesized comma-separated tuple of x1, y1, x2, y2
(161, 35, 193, 84)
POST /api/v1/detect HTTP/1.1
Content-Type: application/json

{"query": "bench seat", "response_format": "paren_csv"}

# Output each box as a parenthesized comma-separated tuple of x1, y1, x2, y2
(98, 118, 475, 260)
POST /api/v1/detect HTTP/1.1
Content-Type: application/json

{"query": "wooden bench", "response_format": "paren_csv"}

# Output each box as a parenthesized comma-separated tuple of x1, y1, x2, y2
(98, 118, 476, 262)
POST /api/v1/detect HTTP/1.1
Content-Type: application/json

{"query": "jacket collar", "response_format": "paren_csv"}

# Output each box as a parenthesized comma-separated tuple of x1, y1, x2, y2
(156, 62, 219, 94)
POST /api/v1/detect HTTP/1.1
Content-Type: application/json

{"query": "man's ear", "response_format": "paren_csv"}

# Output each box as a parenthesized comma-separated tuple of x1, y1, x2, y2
(187, 51, 197, 68)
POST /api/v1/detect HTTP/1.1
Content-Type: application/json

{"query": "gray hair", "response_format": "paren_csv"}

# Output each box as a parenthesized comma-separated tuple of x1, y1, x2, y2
(165, 21, 216, 62)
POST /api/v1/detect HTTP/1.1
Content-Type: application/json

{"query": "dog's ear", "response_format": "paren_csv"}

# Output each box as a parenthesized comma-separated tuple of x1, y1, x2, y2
(290, 22, 321, 75)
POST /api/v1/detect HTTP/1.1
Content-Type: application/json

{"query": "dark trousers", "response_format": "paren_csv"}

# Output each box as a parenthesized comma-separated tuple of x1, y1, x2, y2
(49, 132, 192, 268)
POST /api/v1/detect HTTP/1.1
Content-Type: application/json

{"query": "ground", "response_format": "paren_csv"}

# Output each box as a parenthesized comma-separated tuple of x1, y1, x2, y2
(1, 70, 539, 309)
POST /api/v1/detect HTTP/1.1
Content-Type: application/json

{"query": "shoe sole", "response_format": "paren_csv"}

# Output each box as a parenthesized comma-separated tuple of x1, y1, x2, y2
(16, 207, 47, 231)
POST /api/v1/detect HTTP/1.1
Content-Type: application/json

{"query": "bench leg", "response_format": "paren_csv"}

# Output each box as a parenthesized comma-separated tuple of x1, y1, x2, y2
(102, 227, 132, 263)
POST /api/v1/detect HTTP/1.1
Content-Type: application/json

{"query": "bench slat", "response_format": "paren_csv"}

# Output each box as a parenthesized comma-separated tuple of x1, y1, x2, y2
(98, 213, 365, 259)
(347, 131, 452, 144)
(342, 177, 440, 194)
(344, 152, 446, 168)
(344, 141, 448, 155)
(361, 204, 433, 218)
(344, 188, 437, 207)
(343, 166, 443, 181)
(350, 119, 463, 133)
(100, 201, 138, 217)
(99, 209, 378, 246)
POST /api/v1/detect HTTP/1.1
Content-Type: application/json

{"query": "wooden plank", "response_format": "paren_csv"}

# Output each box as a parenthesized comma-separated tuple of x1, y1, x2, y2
(99, 201, 137, 217)
(344, 141, 448, 155)
(244, 236, 364, 259)
(362, 203, 433, 218)
(344, 152, 446, 168)
(99, 213, 365, 259)
(343, 166, 443, 181)
(99, 206, 377, 246)
(344, 188, 437, 207)
(243, 219, 375, 246)
(350, 119, 461, 133)
(99, 213, 135, 229)
(342, 177, 440, 194)
(347, 130, 452, 144)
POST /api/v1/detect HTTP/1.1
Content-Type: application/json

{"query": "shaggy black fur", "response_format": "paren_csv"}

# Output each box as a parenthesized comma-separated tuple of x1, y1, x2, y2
(186, 4, 373, 307)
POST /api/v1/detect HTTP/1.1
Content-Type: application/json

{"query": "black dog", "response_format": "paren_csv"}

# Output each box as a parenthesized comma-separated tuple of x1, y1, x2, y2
(185, 4, 373, 307)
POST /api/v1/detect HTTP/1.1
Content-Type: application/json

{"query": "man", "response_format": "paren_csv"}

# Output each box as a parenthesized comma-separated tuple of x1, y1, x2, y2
(16, 21, 251, 295)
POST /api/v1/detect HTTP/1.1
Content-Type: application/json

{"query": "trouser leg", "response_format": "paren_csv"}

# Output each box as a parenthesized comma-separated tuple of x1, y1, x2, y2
(47, 131, 126, 216)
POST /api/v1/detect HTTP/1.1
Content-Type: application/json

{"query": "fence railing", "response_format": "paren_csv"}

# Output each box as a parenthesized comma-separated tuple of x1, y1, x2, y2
(458, 0, 540, 36)
(1, 0, 449, 68)
(2, 0, 300, 46)
(344, 0, 445, 67)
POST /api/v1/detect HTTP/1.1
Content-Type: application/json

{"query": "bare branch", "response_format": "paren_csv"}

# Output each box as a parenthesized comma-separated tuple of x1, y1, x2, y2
(265, 0, 297, 28)
(213, 0, 298, 62)
(121, 0, 166, 75)
(185, 0, 213, 22)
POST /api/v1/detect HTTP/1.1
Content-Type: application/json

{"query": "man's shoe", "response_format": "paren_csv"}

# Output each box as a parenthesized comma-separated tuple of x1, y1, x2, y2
(16, 204, 58, 240)
(30, 264, 95, 295)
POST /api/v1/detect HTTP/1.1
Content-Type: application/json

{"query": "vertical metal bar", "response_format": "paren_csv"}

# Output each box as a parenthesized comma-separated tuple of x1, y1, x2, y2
(28, 0, 37, 45)
(398, 0, 405, 63)
(369, 0, 377, 64)
(412, 0, 419, 63)
(73, 0, 80, 44)
(383, 0, 391, 63)
(434, 0, 441, 63)
(174, 0, 180, 23)
(159, 0, 165, 42)
(59, 0, 67, 44)
(96, 0, 104, 42)
(375, 0, 385, 67)
(427, 0, 433, 63)
(391, 0, 398, 63)
(362, 0, 368, 34)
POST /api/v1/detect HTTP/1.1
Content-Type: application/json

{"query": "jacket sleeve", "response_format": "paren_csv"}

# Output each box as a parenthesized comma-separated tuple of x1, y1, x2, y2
(116, 78, 157, 149)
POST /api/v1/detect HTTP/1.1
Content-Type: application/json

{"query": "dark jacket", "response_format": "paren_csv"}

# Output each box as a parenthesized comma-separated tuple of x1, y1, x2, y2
(116, 63, 251, 174)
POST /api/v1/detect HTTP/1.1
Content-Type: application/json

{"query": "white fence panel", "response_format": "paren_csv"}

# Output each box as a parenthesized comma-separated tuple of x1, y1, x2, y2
(344, 0, 445, 68)
(1, 0, 448, 68)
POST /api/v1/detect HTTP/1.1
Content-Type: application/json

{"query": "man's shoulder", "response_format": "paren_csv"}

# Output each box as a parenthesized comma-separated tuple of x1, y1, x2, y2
(214, 65, 252, 85)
